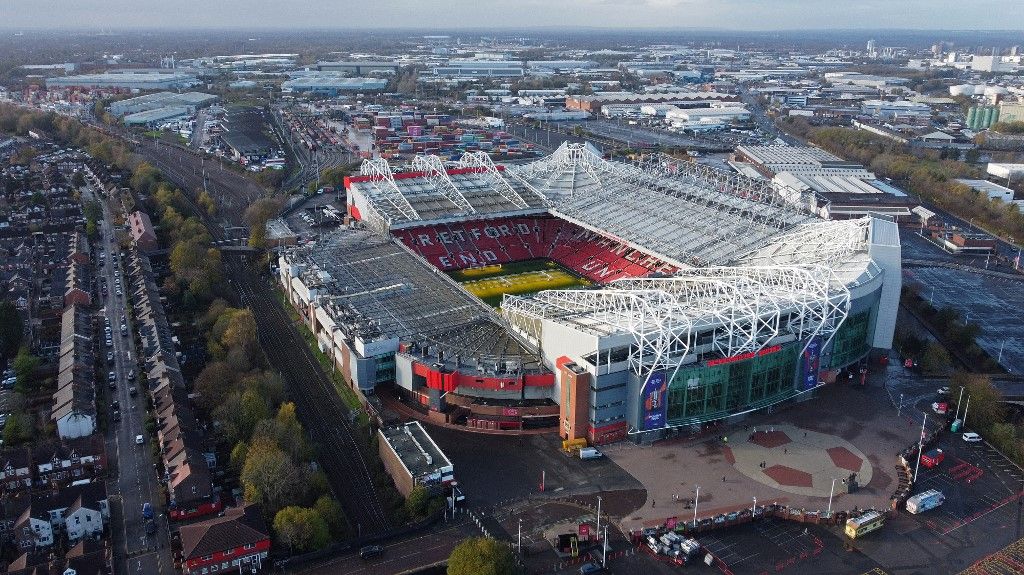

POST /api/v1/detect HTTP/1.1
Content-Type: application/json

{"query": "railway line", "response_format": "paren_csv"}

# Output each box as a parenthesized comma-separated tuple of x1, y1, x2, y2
(124, 126, 393, 536)
(225, 256, 393, 536)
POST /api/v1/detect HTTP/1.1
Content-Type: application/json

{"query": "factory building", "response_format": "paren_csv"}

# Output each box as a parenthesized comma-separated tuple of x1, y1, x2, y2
(46, 72, 199, 90)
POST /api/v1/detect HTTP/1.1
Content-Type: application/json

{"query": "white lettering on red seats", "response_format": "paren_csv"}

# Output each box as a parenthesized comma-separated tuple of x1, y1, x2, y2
(418, 234, 433, 246)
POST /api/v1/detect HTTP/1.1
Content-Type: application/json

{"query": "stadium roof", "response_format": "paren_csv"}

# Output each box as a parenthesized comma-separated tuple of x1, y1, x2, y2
(350, 143, 819, 268)
(296, 229, 544, 372)
(503, 264, 850, 381)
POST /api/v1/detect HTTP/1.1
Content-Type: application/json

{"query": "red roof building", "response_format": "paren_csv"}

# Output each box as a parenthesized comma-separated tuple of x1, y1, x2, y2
(178, 504, 270, 575)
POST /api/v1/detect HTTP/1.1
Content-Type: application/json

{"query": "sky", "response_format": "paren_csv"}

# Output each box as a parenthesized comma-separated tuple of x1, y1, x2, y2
(3, 0, 1022, 31)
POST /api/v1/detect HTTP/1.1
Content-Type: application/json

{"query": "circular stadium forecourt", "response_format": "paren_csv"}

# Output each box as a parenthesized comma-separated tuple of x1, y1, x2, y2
(287, 142, 900, 442)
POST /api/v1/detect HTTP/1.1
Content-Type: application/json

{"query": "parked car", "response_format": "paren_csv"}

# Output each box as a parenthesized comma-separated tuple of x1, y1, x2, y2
(579, 563, 604, 574)
(129, 387, 137, 397)
(962, 432, 983, 443)
(108, 371, 116, 382)
(931, 402, 948, 415)
(143, 502, 153, 520)
(107, 351, 114, 362)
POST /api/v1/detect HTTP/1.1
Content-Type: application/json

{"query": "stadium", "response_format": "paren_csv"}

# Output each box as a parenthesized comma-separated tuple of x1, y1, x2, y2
(278, 143, 901, 444)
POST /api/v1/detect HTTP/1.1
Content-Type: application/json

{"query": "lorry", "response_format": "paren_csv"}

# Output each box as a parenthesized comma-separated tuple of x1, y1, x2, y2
(906, 489, 945, 514)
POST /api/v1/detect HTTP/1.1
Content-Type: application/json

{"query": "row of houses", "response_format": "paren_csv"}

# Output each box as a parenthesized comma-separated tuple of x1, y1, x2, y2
(0, 436, 106, 497)
(1, 482, 109, 554)
(126, 247, 221, 522)
(52, 305, 97, 440)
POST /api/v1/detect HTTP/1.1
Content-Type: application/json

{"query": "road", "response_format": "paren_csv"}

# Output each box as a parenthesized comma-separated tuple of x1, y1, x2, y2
(293, 519, 475, 575)
(224, 256, 392, 537)
(91, 183, 171, 575)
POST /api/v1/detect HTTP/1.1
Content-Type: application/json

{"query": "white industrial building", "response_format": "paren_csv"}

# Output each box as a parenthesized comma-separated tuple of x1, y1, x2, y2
(46, 72, 199, 90)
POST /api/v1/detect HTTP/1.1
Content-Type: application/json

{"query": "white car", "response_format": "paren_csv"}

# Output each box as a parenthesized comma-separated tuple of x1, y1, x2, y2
(962, 432, 982, 443)
(135, 435, 145, 445)
(937, 386, 951, 396)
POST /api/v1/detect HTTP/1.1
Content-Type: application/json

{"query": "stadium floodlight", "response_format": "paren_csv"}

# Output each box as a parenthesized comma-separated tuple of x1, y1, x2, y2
(359, 158, 420, 224)
(411, 155, 476, 215)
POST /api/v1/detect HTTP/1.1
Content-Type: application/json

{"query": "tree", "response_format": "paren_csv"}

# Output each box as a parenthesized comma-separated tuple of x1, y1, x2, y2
(447, 537, 516, 575)
(0, 300, 23, 361)
(314, 495, 347, 537)
(193, 361, 236, 412)
(405, 485, 430, 519)
(919, 343, 951, 375)
(12, 347, 40, 393)
(3, 411, 33, 445)
(273, 506, 330, 553)
(241, 439, 304, 513)
(71, 171, 86, 188)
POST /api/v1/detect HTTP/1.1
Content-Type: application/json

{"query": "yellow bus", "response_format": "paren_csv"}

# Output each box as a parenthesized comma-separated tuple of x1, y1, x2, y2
(845, 511, 885, 539)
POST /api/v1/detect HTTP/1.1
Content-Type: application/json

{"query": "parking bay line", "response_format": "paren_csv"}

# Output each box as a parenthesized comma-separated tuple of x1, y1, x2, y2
(941, 489, 1024, 535)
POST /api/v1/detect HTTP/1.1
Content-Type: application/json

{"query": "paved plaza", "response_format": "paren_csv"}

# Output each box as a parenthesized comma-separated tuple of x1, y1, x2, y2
(726, 424, 872, 497)
(603, 379, 918, 531)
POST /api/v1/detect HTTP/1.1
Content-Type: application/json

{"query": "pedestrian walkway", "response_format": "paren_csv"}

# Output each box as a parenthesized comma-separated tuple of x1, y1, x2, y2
(726, 424, 872, 497)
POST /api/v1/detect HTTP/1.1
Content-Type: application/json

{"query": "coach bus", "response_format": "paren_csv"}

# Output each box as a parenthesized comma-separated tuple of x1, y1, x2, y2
(845, 511, 885, 539)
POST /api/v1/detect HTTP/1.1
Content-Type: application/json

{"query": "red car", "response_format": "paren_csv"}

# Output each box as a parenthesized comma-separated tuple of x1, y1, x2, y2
(921, 448, 945, 468)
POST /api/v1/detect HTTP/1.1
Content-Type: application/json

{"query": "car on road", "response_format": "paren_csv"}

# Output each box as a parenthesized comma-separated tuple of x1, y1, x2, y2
(937, 386, 951, 396)
(359, 545, 383, 560)
(143, 502, 153, 519)
(108, 371, 116, 382)
(963, 432, 983, 443)
(127, 370, 134, 380)
(135, 434, 144, 445)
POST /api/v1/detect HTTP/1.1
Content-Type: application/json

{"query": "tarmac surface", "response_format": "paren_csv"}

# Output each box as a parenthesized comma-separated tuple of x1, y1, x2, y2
(903, 265, 1024, 375)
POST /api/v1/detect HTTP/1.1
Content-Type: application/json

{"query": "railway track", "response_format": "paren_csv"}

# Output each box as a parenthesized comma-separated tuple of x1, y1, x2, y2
(130, 132, 392, 535)
(225, 257, 392, 535)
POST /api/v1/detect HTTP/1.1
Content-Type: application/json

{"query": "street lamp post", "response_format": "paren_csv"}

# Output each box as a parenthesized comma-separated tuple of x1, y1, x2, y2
(517, 518, 522, 554)
(827, 478, 836, 515)
(693, 486, 700, 527)
(914, 414, 928, 482)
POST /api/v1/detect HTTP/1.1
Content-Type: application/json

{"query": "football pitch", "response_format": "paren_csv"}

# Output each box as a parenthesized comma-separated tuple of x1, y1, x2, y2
(449, 259, 591, 307)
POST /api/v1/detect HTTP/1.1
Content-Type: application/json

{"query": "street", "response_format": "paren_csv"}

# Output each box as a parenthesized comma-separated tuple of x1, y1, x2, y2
(91, 183, 172, 575)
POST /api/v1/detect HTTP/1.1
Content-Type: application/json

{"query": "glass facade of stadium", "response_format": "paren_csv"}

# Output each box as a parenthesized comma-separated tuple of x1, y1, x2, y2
(635, 288, 879, 431)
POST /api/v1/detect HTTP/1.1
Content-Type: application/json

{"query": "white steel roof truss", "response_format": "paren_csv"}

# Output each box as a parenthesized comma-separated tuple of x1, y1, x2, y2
(458, 151, 533, 209)
(359, 158, 420, 222)
(411, 155, 476, 214)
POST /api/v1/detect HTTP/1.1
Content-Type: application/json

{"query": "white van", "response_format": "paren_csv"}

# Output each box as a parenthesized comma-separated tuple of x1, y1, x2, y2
(579, 447, 603, 460)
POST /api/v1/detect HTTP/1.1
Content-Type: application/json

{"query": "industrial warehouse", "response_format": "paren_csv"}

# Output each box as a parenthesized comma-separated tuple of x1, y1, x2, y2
(278, 143, 901, 444)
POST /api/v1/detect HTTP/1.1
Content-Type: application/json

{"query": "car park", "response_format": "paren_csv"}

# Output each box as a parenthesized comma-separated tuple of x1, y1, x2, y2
(579, 563, 604, 574)
(963, 432, 983, 443)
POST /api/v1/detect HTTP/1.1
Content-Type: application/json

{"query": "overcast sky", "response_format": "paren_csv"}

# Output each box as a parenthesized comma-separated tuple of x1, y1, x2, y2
(4, 0, 1021, 31)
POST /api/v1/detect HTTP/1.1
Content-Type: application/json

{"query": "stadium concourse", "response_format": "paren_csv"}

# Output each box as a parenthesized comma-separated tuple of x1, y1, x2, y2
(278, 142, 902, 444)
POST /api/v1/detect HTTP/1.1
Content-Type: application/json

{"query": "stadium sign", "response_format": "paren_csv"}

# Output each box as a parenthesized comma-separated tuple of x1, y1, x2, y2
(641, 371, 669, 431)
(705, 344, 782, 368)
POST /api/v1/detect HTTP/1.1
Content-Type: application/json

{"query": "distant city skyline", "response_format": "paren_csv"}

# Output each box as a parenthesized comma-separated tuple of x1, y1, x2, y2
(5, 0, 1023, 31)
